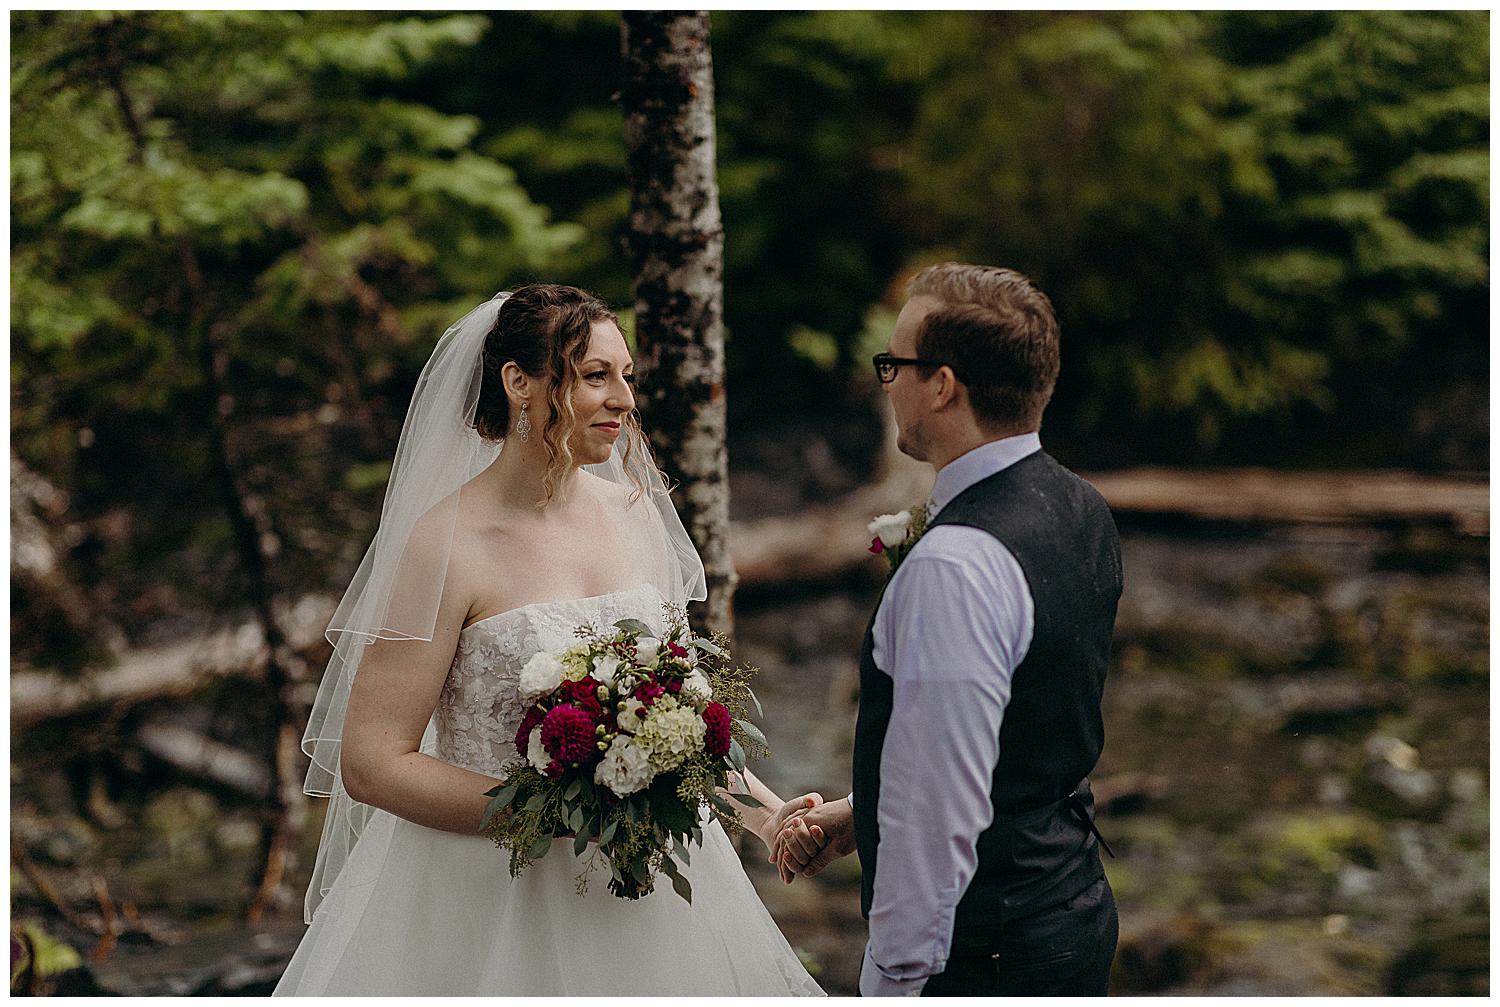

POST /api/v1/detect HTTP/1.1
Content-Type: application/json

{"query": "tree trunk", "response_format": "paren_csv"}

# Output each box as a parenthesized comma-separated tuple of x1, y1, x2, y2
(619, 11, 735, 637)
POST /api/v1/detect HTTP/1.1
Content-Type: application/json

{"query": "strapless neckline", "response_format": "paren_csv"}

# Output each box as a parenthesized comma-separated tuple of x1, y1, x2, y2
(461, 583, 664, 637)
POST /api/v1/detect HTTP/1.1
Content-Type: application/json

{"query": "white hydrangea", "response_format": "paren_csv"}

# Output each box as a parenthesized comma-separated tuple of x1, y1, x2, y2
(617, 698, 649, 733)
(519, 650, 565, 700)
(525, 727, 550, 772)
(592, 654, 623, 687)
(680, 669, 713, 705)
(560, 645, 593, 683)
(594, 735, 654, 798)
(632, 696, 707, 772)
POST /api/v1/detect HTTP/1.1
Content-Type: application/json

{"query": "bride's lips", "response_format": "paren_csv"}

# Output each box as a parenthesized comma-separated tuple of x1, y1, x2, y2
(591, 421, 622, 438)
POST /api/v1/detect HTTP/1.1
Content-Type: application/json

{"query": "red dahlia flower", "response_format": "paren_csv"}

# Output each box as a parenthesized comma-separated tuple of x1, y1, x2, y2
(540, 704, 597, 764)
(702, 702, 732, 758)
(561, 676, 605, 720)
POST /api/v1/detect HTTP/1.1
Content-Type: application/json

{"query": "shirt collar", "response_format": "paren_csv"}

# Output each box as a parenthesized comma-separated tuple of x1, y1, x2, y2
(929, 432, 1042, 515)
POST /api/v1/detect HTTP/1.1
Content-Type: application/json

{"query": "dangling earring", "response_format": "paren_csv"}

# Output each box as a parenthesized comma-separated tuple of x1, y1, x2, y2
(515, 405, 531, 443)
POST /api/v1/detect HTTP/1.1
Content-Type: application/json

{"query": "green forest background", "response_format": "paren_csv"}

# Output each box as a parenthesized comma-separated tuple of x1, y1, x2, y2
(12, 10, 1489, 661)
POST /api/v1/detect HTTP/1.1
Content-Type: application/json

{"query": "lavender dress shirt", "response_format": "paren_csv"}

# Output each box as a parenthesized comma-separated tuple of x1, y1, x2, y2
(858, 433, 1041, 997)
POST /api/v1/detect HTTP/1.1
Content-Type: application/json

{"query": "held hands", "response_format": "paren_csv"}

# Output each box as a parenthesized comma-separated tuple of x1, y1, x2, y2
(770, 796, 856, 883)
(758, 793, 825, 883)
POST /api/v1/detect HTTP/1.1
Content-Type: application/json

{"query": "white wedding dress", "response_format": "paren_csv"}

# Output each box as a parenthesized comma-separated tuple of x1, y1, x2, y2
(274, 584, 823, 996)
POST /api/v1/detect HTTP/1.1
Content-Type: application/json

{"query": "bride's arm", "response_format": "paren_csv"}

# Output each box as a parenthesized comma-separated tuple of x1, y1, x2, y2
(339, 548, 502, 835)
(340, 634, 503, 835)
(727, 769, 821, 866)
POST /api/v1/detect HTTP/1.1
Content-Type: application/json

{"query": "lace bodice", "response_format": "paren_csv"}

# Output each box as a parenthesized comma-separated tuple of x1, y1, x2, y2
(434, 584, 666, 777)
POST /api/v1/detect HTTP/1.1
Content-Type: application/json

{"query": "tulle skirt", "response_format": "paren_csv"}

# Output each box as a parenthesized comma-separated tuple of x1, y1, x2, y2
(273, 807, 824, 996)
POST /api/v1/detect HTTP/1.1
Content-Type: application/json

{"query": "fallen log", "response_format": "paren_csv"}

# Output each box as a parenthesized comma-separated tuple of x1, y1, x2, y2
(134, 723, 272, 799)
(10, 594, 335, 731)
(13, 458, 1485, 724)
(1086, 467, 1488, 534)
(733, 464, 1488, 590)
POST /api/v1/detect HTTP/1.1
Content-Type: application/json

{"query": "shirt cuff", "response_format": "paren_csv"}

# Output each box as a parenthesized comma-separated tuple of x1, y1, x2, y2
(859, 944, 932, 997)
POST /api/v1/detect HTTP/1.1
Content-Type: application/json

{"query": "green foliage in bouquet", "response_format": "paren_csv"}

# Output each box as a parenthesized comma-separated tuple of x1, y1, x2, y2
(480, 606, 768, 903)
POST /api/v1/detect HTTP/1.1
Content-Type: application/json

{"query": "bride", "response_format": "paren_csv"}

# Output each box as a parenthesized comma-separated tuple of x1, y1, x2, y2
(274, 285, 824, 996)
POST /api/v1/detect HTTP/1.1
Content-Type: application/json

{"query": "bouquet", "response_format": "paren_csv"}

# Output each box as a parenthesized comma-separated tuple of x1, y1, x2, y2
(480, 606, 769, 903)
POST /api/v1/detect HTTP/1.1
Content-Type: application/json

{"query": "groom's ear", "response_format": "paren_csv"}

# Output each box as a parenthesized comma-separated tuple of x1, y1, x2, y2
(931, 365, 964, 412)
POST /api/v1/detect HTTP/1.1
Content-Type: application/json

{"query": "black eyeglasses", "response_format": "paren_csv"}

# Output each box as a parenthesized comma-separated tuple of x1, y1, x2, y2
(872, 352, 958, 384)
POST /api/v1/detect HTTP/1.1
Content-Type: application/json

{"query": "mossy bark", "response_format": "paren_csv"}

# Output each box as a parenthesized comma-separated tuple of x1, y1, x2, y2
(620, 12, 735, 637)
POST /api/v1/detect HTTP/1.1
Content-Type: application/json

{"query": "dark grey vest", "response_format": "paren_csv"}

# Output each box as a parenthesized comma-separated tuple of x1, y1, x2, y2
(851, 450, 1122, 947)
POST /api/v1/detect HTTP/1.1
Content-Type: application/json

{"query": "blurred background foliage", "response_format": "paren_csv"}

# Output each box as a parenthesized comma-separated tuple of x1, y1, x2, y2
(12, 7, 1487, 653)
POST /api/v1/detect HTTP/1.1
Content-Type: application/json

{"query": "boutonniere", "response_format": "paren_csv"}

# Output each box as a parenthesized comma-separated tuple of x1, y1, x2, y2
(867, 502, 930, 573)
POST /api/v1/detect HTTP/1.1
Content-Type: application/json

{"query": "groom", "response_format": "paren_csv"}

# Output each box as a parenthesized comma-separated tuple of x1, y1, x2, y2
(776, 263, 1123, 996)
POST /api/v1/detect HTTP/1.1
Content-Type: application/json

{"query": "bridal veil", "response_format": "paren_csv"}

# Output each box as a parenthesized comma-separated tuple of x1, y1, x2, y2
(299, 291, 706, 922)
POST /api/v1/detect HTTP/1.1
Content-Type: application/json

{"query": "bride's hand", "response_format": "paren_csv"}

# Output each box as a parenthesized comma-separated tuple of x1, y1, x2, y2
(756, 798, 828, 876)
(773, 796, 854, 881)
(758, 793, 823, 882)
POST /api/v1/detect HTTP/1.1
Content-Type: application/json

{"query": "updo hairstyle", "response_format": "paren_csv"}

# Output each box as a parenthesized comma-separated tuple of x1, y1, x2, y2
(473, 283, 652, 502)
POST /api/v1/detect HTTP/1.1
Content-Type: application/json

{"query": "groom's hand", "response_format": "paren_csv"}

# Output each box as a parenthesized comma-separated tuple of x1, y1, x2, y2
(775, 797, 855, 880)
(759, 792, 824, 882)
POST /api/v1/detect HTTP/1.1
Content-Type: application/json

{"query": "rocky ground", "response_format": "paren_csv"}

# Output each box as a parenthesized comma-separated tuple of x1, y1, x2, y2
(11, 517, 1488, 995)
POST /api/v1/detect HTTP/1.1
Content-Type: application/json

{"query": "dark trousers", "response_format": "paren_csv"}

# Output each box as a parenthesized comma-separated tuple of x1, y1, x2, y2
(921, 874, 1118, 997)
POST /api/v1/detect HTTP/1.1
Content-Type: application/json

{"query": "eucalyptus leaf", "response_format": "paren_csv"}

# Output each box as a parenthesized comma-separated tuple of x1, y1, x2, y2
(734, 718, 769, 749)
(529, 836, 553, 860)
(484, 782, 519, 805)
(673, 837, 692, 866)
(727, 791, 765, 809)
(479, 794, 507, 831)
(745, 685, 765, 720)
(691, 636, 724, 658)
(599, 818, 619, 846)
(568, 805, 585, 833)
(573, 831, 591, 857)
(524, 793, 547, 813)
(614, 618, 652, 636)
(728, 738, 746, 773)
(564, 779, 582, 801)
(660, 854, 692, 903)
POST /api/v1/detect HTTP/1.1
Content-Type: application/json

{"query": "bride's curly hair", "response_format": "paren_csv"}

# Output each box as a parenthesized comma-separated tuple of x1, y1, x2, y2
(474, 283, 660, 504)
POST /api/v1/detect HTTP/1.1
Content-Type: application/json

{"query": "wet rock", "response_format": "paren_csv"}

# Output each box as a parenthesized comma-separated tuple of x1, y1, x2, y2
(91, 924, 305, 996)
(1274, 677, 1409, 736)
(1335, 864, 1379, 902)
(1357, 747, 1445, 820)
(1447, 767, 1485, 803)
(1112, 910, 1217, 993)
(1316, 774, 1351, 805)
(1386, 915, 1489, 995)
(1094, 772, 1170, 816)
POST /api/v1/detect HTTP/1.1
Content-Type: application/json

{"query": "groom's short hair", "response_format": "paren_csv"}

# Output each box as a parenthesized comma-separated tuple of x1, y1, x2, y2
(907, 263, 1061, 432)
